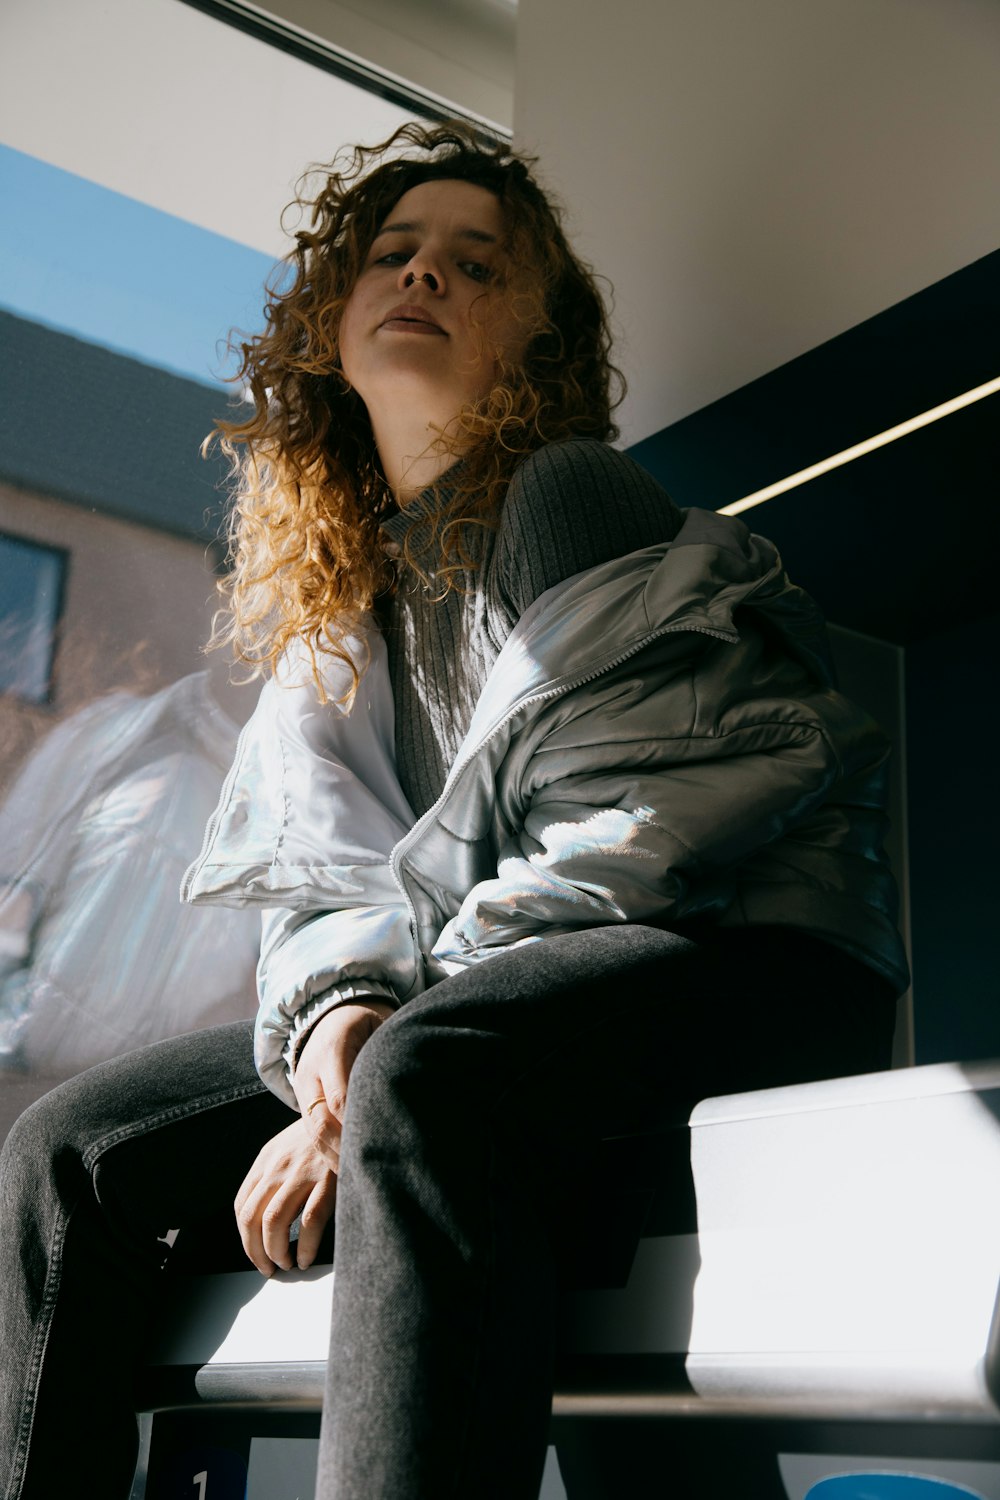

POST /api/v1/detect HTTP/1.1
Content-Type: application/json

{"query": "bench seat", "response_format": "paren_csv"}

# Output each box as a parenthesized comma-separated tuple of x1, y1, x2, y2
(142, 1058, 1000, 1426)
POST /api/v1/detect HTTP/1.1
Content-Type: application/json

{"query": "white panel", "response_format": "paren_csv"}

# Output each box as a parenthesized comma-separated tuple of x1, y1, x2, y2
(690, 1093, 1000, 1356)
(514, 0, 1000, 444)
(148, 1264, 334, 1364)
(211, 1266, 335, 1364)
(247, 1437, 319, 1500)
(0, 0, 415, 256)
(567, 1062, 1000, 1412)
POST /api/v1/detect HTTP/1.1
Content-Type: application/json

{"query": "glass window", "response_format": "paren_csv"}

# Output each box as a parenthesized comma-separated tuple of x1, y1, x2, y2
(0, 532, 67, 705)
(0, 0, 506, 1141)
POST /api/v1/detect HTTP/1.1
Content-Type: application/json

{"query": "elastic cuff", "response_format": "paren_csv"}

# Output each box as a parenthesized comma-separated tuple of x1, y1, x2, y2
(282, 979, 398, 1079)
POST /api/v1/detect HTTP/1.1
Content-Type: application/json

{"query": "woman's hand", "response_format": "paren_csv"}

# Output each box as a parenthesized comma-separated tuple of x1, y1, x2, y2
(292, 999, 395, 1172)
(234, 1118, 337, 1276)
(234, 1000, 393, 1274)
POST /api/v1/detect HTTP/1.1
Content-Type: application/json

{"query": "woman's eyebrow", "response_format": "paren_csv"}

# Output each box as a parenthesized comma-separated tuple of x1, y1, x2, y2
(376, 220, 498, 246)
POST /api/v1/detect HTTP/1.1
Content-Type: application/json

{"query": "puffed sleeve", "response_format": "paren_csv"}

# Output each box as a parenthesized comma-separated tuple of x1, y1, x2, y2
(182, 629, 422, 1108)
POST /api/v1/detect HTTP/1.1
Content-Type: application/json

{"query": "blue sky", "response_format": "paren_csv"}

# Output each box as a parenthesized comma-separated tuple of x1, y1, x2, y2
(0, 144, 279, 390)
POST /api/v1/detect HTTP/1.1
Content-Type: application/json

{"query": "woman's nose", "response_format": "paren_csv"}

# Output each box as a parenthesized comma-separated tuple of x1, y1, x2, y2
(401, 264, 442, 293)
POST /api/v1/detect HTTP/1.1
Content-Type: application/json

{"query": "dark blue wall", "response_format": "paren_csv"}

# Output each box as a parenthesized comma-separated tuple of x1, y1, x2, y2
(906, 614, 1000, 1063)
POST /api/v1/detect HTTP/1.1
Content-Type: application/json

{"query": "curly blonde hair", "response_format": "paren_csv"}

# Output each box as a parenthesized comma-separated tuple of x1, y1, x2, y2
(213, 121, 624, 696)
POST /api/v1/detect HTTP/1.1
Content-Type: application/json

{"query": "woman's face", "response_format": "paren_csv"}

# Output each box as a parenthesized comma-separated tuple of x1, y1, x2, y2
(337, 178, 525, 422)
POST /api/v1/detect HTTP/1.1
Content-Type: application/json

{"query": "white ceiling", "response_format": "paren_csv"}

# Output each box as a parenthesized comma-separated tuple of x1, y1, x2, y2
(517, 0, 1000, 444)
(245, 0, 516, 128)
(0, 0, 511, 260)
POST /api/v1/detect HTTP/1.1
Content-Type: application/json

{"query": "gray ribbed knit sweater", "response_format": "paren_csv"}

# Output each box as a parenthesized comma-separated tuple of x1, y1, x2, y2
(379, 439, 682, 819)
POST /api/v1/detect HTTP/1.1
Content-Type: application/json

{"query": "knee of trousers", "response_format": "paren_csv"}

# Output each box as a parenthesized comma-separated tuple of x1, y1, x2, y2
(0, 1062, 143, 1213)
(2, 1079, 76, 1161)
(344, 1002, 501, 1162)
(0, 1085, 89, 1231)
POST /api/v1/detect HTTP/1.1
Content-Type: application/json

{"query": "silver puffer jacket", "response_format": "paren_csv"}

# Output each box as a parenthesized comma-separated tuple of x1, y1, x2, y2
(183, 507, 909, 1109)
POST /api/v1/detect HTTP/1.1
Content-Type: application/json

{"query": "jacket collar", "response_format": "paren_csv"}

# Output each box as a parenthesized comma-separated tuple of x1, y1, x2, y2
(454, 507, 787, 760)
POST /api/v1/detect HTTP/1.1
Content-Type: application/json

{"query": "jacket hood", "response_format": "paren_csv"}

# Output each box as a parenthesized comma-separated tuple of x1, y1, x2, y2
(638, 507, 835, 689)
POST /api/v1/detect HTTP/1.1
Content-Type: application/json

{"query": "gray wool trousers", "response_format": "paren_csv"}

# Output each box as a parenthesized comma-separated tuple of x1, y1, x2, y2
(0, 923, 896, 1499)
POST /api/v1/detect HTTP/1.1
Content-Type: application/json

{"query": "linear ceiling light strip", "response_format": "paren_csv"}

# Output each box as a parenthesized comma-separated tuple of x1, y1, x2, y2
(174, 0, 511, 142)
(719, 374, 1000, 517)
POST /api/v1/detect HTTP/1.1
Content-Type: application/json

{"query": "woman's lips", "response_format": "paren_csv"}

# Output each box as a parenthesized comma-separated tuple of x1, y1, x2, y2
(380, 305, 446, 334)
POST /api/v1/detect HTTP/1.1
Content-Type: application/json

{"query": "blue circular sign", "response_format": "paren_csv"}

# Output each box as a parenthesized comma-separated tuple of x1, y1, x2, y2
(805, 1476, 985, 1500)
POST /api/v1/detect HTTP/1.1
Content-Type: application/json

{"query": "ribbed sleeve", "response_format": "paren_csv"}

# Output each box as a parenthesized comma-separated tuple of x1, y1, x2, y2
(487, 439, 683, 637)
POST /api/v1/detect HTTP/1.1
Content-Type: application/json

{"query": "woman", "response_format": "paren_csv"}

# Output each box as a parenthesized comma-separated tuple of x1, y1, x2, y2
(0, 123, 908, 1500)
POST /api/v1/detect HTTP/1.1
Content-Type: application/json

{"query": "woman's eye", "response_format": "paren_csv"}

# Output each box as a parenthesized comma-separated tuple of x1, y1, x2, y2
(461, 262, 494, 284)
(373, 250, 408, 266)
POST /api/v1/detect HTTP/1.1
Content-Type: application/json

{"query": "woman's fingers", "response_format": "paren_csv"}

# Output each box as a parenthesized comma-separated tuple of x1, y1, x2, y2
(295, 1175, 338, 1270)
(236, 1175, 287, 1276)
(234, 1163, 278, 1277)
(234, 1119, 336, 1276)
(259, 1178, 309, 1272)
(235, 1002, 395, 1274)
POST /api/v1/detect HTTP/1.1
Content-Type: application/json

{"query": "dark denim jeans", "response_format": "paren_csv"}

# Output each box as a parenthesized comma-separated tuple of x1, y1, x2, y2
(0, 924, 896, 1499)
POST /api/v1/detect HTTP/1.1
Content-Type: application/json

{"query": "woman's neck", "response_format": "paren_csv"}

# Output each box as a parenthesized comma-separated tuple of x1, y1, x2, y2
(369, 407, 465, 502)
